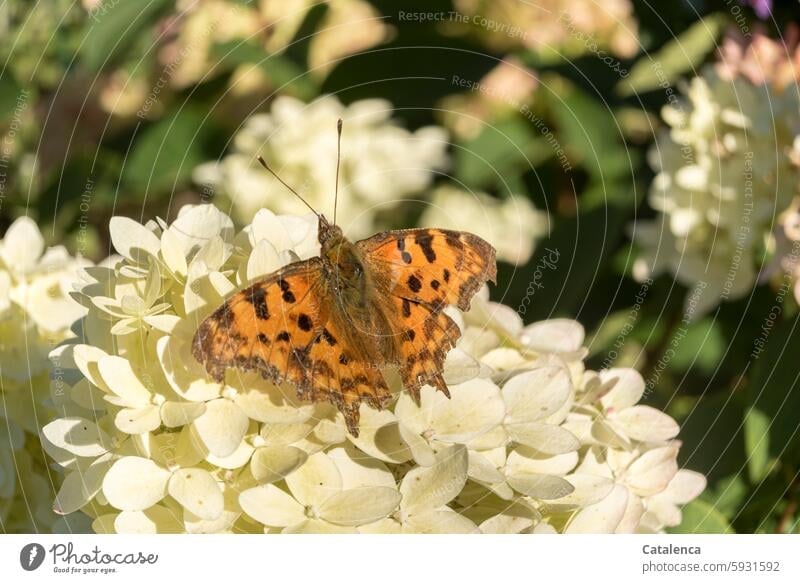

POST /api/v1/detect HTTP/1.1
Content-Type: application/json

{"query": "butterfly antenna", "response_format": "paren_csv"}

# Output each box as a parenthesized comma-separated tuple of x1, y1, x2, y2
(256, 156, 320, 219)
(333, 118, 343, 225)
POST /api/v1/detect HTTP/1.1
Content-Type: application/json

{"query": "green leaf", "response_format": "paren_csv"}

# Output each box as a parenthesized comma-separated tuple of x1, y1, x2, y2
(453, 118, 551, 190)
(0, 74, 25, 122)
(617, 14, 727, 97)
(743, 407, 771, 483)
(669, 499, 733, 533)
(746, 316, 800, 466)
(544, 78, 629, 181)
(212, 41, 317, 101)
(82, 0, 173, 72)
(123, 108, 207, 194)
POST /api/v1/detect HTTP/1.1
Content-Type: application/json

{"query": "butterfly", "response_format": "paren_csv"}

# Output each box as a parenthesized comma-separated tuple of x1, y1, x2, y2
(192, 120, 497, 437)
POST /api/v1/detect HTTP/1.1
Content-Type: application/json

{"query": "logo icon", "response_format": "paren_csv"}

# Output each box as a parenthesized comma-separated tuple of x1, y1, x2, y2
(19, 543, 46, 571)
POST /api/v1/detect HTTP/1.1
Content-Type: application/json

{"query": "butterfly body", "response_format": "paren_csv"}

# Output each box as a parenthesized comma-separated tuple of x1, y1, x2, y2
(193, 216, 496, 437)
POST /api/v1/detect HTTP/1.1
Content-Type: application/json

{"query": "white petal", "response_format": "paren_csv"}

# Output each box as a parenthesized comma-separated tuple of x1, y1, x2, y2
(549, 474, 615, 508)
(250, 446, 308, 484)
(506, 422, 580, 454)
(109, 216, 161, 262)
(2, 216, 44, 271)
(205, 439, 255, 470)
(157, 335, 222, 402)
(102, 457, 170, 511)
(403, 509, 479, 534)
(160, 401, 207, 428)
(232, 376, 315, 424)
(160, 227, 188, 277)
(480, 512, 535, 534)
(662, 469, 707, 504)
(283, 519, 357, 534)
(566, 484, 629, 533)
(506, 447, 578, 476)
(114, 405, 162, 434)
(467, 450, 505, 484)
(398, 422, 436, 466)
(626, 446, 679, 496)
(614, 405, 680, 442)
(599, 368, 645, 411)
(443, 348, 481, 385)
(520, 319, 585, 353)
(346, 407, 412, 464)
(41, 417, 111, 457)
(503, 367, 571, 423)
(285, 452, 342, 507)
(400, 445, 467, 516)
(319, 487, 401, 526)
(114, 507, 184, 533)
(327, 445, 396, 489)
(192, 399, 249, 457)
(168, 468, 224, 520)
(507, 472, 574, 500)
(53, 460, 110, 515)
(239, 484, 305, 527)
(428, 378, 506, 442)
(97, 355, 152, 408)
(246, 240, 282, 281)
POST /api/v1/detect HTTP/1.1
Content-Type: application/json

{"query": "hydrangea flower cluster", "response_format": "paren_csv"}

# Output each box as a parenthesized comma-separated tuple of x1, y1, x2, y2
(193, 95, 449, 239)
(0, 217, 87, 532)
(42, 204, 703, 533)
(635, 30, 800, 314)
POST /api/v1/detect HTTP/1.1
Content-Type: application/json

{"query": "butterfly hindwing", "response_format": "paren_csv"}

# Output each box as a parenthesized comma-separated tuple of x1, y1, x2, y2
(358, 228, 497, 311)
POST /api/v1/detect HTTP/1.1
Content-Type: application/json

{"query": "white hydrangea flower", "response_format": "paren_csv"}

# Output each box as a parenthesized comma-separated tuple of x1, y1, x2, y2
(194, 95, 448, 238)
(0, 217, 89, 532)
(418, 186, 546, 265)
(634, 60, 800, 315)
(43, 204, 702, 533)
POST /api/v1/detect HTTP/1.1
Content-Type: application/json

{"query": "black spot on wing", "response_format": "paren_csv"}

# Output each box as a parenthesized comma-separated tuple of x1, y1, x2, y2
(276, 331, 291, 342)
(245, 286, 270, 320)
(402, 299, 412, 318)
(414, 232, 437, 263)
(298, 313, 313, 331)
(407, 275, 422, 293)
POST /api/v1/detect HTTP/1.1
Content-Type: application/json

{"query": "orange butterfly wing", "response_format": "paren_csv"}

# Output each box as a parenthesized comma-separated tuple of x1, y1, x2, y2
(358, 228, 497, 311)
(358, 228, 497, 399)
(191, 257, 390, 436)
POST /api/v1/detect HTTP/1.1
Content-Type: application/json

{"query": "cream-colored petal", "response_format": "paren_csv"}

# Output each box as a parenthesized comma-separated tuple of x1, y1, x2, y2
(41, 417, 111, 457)
(346, 406, 412, 464)
(506, 422, 580, 455)
(250, 445, 308, 484)
(114, 506, 184, 533)
(614, 405, 680, 442)
(400, 445, 467, 516)
(285, 452, 342, 507)
(507, 472, 574, 500)
(625, 446, 679, 497)
(192, 398, 249, 457)
(565, 484, 629, 533)
(319, 487, 401, 526)
(109, 216, 161, 262)
(239, 484, 305, 527)
(168, 468, 224, 521)
(160, 401, 207, 428)
(403, 509, 479, 534)
(503, 367, 571, 423)
(102, 457, 171, 511)
(599, 368, 645, 411)
(114, 405, 162, 434)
